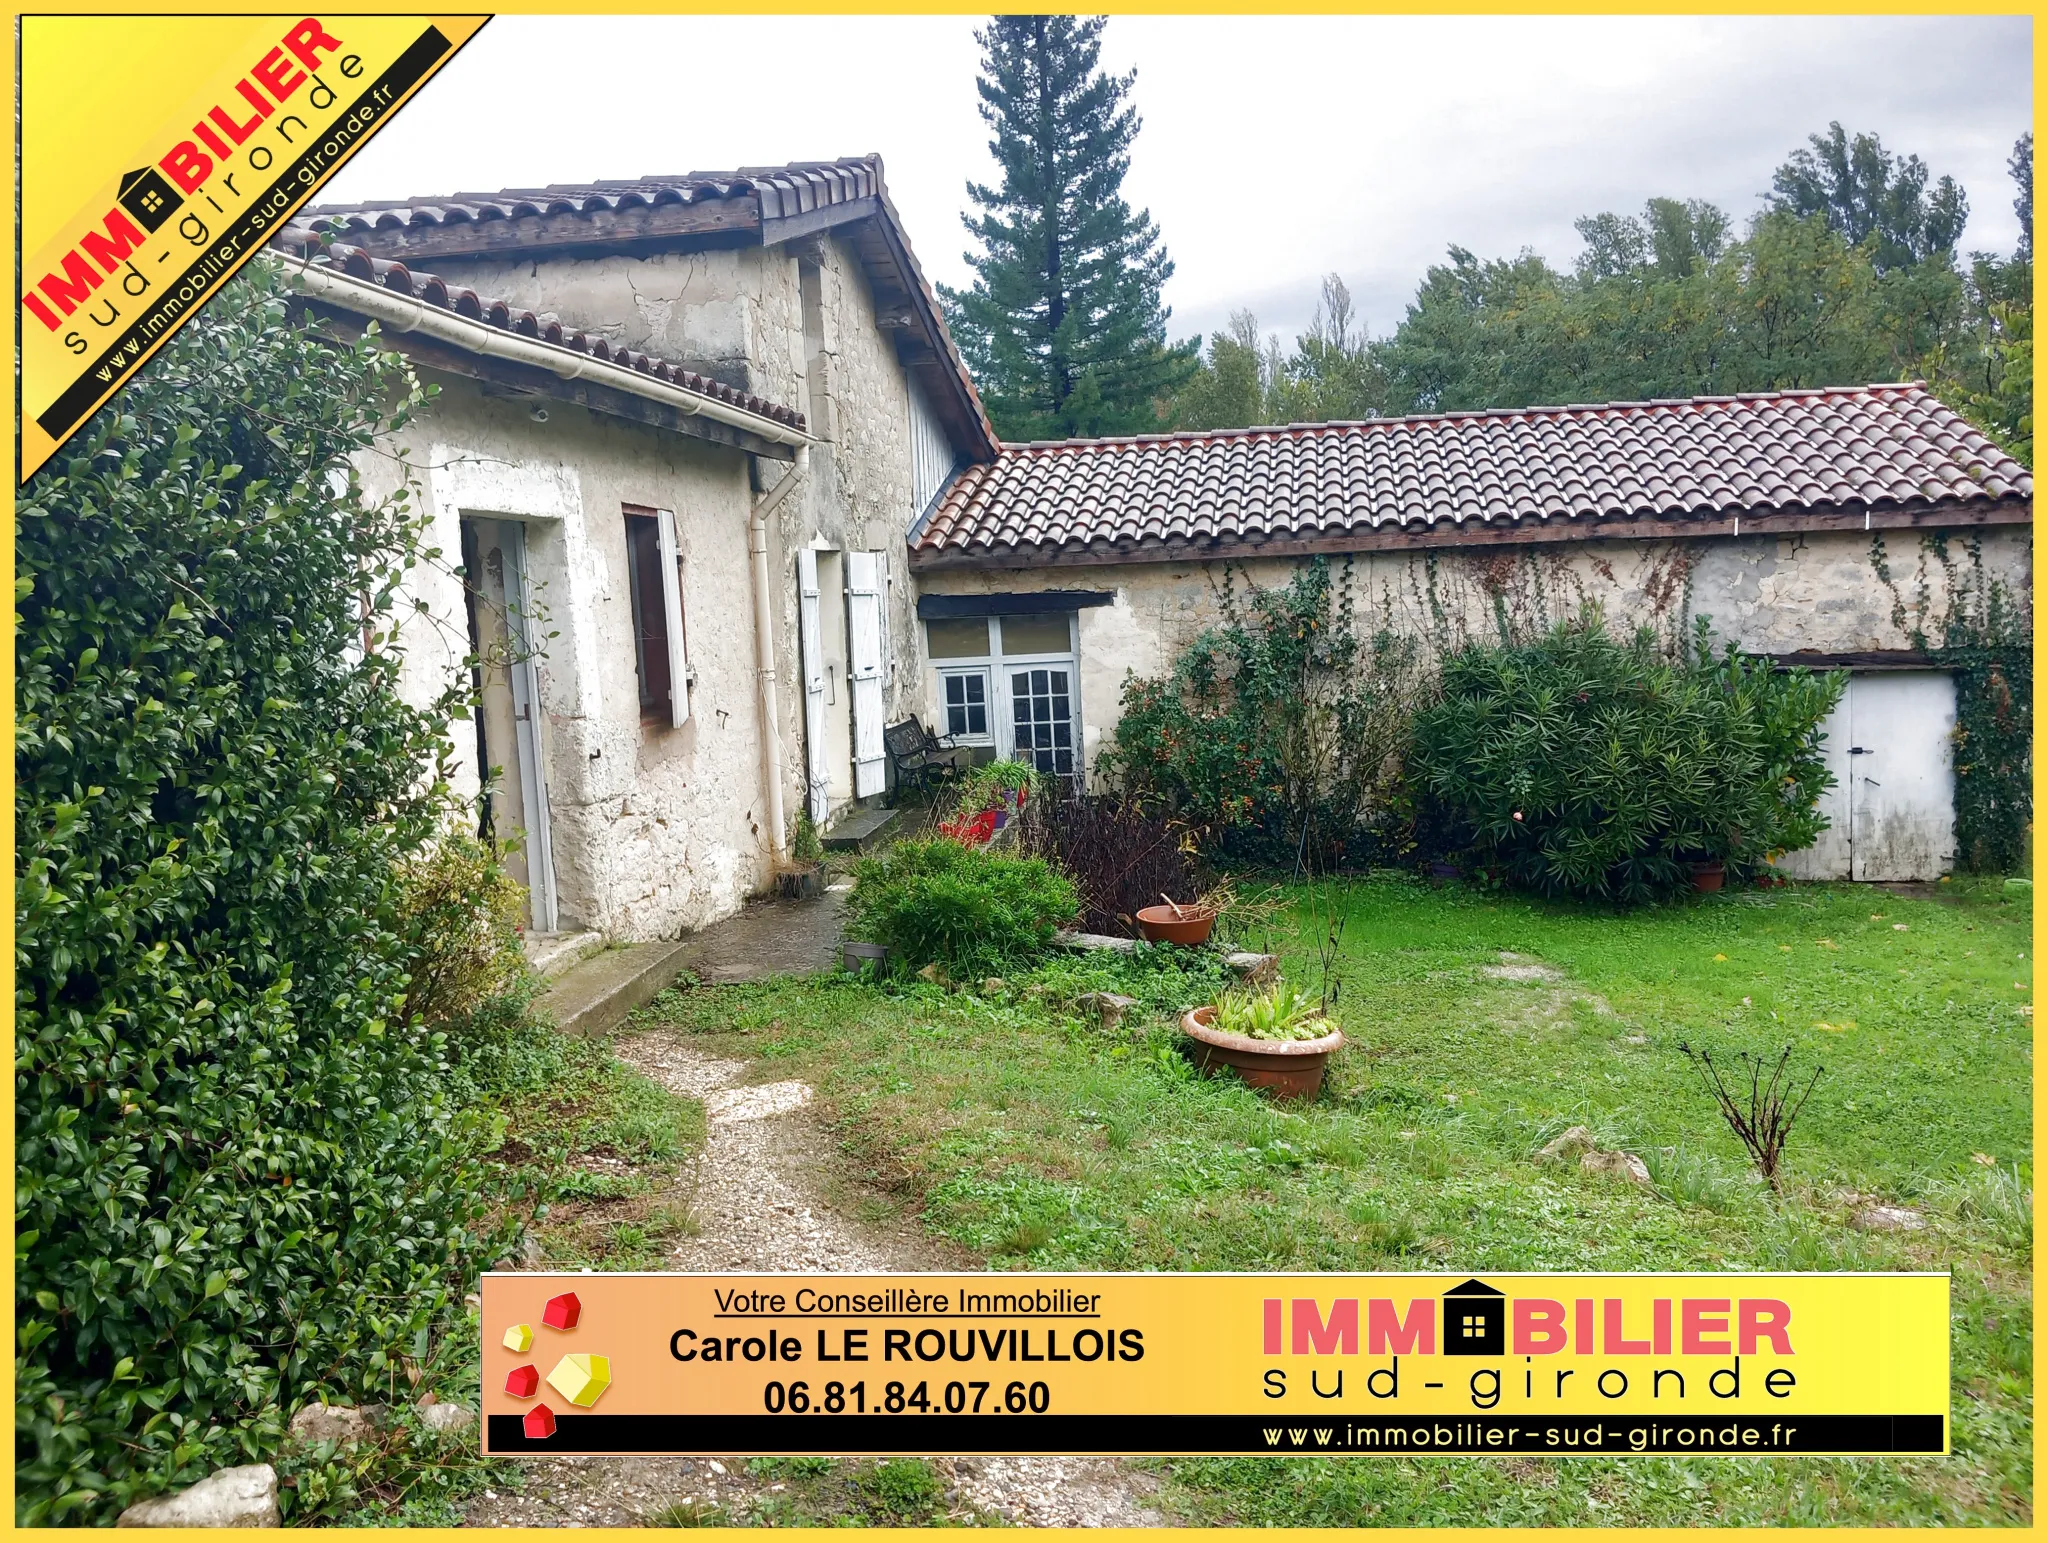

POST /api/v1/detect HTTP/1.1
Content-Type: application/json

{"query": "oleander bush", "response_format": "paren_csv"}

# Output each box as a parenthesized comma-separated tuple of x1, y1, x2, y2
(14, 262, 520, 1523)
(847, 839, 1078, 977)
(1408, 615, 1844, 904)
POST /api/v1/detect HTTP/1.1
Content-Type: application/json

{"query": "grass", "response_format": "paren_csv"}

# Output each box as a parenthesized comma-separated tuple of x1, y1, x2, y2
(309, 1006, 707, 1525)
(638, 872, 2033, 1527)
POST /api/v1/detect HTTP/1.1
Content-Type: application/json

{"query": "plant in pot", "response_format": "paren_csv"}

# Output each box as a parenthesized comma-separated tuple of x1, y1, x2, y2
(937, 761, 1041, 848)
(1684, 852, 1728, 893)
(1182, 977, 1345, 1100)
(777, 811, 827, 899)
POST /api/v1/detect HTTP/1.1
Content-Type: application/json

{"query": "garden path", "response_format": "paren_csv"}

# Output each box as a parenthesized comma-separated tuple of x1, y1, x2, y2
(464, 905, 1168, 1528)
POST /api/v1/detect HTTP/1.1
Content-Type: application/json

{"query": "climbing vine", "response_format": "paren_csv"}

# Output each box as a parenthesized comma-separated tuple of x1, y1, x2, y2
(1099, 557, 1424, 866)
(1871, 532, 2033, 872)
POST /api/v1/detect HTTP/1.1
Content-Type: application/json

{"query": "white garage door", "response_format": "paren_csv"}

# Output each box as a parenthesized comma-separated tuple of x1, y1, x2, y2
(1775, 671, 1956, 882)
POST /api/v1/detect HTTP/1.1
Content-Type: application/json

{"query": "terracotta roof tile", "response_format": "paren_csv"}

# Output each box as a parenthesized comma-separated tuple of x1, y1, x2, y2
(303, 159, 881, 232)
(911, 385, 2030, 563)
(282, 242, 806, 431)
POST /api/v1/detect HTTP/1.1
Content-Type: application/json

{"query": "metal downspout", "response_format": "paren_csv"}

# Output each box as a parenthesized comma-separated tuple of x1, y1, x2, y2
(750, 448, 809, 864)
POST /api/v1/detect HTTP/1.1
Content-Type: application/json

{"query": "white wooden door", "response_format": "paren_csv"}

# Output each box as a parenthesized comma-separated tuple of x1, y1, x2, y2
(1848, 672, 1957, 882)
(1773, 671, 1955, 882)
(1776, 691, 1854, 880)
(796, 548, 830, 825)
(845, 551, 886, 796)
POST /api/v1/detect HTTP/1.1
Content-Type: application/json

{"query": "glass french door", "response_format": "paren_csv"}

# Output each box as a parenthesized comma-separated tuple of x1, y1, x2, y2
(1007, 665, 1075, 777)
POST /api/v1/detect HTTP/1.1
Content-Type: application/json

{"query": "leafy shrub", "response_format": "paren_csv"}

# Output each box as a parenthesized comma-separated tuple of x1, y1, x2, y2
(1098, 558, 1424, 866)
(856, 1458, 947, 1520)
(1015, 792, 1201, 937)
(396, 831, 531, 1030)
(847, 840, 1077, 976)
(1409, 616, 1843, 903)
(14, 263, 517, 1523)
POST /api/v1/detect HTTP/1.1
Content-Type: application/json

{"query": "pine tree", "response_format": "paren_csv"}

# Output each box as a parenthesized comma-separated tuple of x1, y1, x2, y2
(941, 14, 1195, 441)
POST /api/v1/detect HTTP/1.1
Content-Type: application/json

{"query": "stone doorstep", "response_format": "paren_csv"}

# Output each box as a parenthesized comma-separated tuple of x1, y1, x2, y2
(522, 929, 607, 981)
(537, 938, 694, 1038)
(821, 803, 902, 852)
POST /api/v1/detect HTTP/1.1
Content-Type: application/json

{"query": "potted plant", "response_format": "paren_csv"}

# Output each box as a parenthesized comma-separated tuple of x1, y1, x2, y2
(937, 762, 1041, 848)
(1181, 979, 1345, 1100)
(777, 812, 827, 899)
(1685, 853, 1727, 893)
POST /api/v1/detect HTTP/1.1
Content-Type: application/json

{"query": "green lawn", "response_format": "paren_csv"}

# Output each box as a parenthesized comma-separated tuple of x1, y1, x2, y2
(638, 875, 2032, 1527)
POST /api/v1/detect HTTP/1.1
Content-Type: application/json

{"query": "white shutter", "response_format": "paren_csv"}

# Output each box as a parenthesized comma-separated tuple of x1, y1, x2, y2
(796, 548, 830, 824)
(878, 556, 895, 689)
(846, 550, 886, 797)
(655, 508, 689, 727)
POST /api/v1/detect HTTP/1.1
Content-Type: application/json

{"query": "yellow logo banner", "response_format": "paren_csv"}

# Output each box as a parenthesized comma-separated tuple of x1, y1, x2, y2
(17, 13, 488, 481)
(480, 1272, 1948, 1457)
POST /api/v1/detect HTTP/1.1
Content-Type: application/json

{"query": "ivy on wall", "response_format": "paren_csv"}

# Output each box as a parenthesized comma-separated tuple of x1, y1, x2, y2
(1870, 532, 2033, 872)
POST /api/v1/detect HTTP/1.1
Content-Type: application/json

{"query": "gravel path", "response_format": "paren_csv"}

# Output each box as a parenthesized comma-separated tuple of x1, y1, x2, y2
(462, 1028, 1167, 1528)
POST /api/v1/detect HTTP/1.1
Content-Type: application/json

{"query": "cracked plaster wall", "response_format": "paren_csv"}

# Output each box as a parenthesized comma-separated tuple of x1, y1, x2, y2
(429, 236, 941, 819)
(354, 233, 955, 936)
(916, 526, 2031, 780)
(355, 378, 778, 941)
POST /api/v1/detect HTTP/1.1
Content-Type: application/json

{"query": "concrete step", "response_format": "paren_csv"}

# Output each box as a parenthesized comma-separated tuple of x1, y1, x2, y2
(523, 929, 606, 980)
(536, 939, 693, 1038)
(822, 804, 901, 853)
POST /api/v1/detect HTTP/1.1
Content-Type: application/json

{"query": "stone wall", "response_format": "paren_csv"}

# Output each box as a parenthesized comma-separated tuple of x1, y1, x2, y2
(913, 526, 2034, 780)
(425, 232, 945, 823)
(355, 376, 778, 940)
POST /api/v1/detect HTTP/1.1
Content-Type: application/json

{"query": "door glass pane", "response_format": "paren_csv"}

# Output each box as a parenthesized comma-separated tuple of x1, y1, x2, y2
(926, 617, 991, 659)
(1000, 614, 1072, 655)
(1010, 667, 1074, 777)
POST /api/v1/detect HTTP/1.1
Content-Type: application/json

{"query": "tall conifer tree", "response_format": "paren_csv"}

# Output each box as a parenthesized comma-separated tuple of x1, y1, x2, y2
(941, 14, 1195, 441)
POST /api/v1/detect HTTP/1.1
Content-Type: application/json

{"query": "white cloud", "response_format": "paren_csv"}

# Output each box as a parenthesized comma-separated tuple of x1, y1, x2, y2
(321, 14, 2031, 348)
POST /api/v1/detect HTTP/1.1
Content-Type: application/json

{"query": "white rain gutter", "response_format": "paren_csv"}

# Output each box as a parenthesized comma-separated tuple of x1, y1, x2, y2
(749, 449, 809, 864)
(286, 258, 811, 448)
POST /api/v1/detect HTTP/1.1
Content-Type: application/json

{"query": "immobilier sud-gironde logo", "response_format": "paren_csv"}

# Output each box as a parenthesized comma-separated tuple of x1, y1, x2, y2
(16, 13, 487, 482)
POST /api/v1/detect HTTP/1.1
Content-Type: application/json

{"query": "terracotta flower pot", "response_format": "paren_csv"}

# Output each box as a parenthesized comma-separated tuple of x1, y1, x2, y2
(1689, 860, 1726, 894)
(1136, 904, 1217, 945)
(1181, 1005, 1344, 1100)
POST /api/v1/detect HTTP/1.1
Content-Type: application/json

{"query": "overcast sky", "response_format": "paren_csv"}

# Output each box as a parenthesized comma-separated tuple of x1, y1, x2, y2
(321, 14, 2033, 349)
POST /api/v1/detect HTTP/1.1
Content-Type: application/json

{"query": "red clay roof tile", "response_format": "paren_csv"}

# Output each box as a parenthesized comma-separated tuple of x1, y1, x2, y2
(911, 385, 2030, 564)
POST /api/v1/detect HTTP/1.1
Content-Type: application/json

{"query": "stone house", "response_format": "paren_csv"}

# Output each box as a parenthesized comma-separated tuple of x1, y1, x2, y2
(283, 158, 995, 940)
(909, 387, 2033, 881)
(293, 154, 2030, 919)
